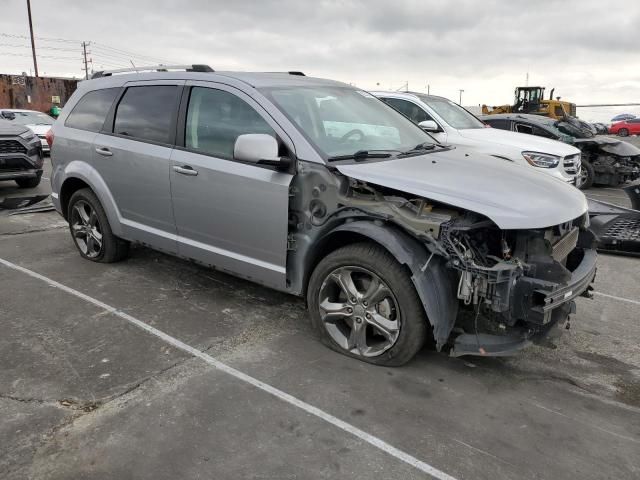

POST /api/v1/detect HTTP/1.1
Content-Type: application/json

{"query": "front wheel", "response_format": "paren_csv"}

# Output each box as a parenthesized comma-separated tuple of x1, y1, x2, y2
(67, 188, 129, 263)
(307, 243, 428, 366)
(618, 128, 629, 137)
(578, 160, 594, 190)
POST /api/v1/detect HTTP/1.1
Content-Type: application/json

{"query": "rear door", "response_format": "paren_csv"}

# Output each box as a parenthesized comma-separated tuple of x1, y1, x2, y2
(170, 82, 293, 290)
(93, 80, 183, 252)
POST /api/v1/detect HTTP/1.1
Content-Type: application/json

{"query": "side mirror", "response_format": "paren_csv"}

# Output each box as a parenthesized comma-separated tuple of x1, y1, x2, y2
(418, 120, 439, 132)
(2, 112, 16, 120)
(234, 134, 279, 163)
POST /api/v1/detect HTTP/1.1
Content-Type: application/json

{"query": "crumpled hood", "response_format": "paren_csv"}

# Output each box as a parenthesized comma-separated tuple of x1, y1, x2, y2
(458, 127, 580, 157)
(336, 148, 588, 230)
(574, 137, 640, 157)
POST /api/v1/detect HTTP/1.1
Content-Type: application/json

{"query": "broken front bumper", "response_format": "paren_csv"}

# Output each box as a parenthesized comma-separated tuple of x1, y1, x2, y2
(450, 245, 597, 357)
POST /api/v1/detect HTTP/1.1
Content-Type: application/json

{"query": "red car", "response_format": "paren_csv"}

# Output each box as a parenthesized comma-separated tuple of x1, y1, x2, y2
(609, 118, 640, 136)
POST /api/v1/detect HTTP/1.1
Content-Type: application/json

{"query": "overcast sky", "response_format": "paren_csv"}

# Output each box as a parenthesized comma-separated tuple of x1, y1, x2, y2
(1, 0, 639, 120)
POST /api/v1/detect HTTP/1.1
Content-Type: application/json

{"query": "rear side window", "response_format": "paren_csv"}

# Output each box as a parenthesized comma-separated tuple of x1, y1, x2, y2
(185, 87, 274, 159)
(65, 88, 120, 132)
(113, 86, 178, 144)
(515, 123, 533, 135)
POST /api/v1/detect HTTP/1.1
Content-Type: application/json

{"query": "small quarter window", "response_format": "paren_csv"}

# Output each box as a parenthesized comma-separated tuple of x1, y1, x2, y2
(65, 88, 120, 132)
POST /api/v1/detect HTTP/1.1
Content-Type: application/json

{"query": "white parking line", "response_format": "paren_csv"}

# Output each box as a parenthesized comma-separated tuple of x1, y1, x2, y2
(0, 257, 457, 480)
(594, 291, 640, 306)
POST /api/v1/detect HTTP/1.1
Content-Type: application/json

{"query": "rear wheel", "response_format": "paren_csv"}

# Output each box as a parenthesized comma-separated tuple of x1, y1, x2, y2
(578, 160, 594, 190)
(307, 243, 427, 366)
(618, 128, 629, 137)
(15, 174, 41, 189)
(67, 188, 129, 263)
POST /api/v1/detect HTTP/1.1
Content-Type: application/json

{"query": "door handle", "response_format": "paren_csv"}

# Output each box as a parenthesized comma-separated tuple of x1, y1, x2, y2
(173, 165, 198, 176)
(95, 147, 113, 156)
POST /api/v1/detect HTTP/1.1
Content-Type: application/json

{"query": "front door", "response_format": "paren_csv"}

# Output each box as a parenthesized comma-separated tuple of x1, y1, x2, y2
(170, 82, 293, 290)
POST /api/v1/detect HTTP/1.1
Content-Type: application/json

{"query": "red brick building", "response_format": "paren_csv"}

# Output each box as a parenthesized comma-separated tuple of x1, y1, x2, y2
(0, 74, 79, 113)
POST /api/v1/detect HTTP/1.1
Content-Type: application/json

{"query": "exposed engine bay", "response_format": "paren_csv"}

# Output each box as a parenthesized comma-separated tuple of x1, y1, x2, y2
(287, 160, 597, 356)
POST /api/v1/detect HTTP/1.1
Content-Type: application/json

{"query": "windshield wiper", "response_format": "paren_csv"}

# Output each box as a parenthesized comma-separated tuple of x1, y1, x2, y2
(398, 142, 438, 156)
(327, 150, 396, 162)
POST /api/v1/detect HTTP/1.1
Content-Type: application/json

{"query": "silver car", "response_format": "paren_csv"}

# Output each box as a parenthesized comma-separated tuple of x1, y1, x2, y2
(49, 65, 597, 365)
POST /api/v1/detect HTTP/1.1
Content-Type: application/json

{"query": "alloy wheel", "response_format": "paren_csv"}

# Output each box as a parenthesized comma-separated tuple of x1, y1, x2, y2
(70, 200, 103, 258)
(318, 266, 401, 357)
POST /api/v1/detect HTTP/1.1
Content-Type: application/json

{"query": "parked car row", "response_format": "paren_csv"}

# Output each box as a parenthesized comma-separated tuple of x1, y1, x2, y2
(46, 66, 597, 365)
(479, 113, 640, 189)
(372, 91, 582, 185)
(1, 109, 54, 154)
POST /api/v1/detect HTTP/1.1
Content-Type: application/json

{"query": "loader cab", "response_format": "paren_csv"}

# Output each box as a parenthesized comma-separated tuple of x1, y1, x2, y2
(513, 86, 545, 114)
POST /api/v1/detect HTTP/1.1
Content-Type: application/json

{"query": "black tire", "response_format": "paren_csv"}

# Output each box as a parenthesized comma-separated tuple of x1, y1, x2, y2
(578, 160, 594, 190)
(67, 188, 129, 263)
(307, 242, 428, 366)
(618, 128, 629, 137)
(15, 174, 41, 189)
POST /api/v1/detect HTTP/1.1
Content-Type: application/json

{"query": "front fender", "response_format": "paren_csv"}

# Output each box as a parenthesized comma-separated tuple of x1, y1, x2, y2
(58, 161, 124, 237)
(329, 221, 458, 350)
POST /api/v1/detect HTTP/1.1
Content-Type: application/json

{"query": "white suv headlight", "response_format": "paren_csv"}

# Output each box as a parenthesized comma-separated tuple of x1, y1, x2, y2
(522, 151, 561, 168)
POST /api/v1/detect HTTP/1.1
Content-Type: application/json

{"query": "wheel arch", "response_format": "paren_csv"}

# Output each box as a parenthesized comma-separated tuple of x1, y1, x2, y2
(59, 161, 123, 236)
(302, 221, 458, 350)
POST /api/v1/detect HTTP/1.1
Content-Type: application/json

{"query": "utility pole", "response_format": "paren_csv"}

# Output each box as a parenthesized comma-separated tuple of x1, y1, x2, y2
(427, 84, 430, 95)
(26, 0, 38, 77)
(82, 41, 91, 79)
(459, 89, 464, 104)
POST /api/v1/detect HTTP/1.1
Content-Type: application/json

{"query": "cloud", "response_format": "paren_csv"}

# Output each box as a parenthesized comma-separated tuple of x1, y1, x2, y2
(1, 0, 639, 115)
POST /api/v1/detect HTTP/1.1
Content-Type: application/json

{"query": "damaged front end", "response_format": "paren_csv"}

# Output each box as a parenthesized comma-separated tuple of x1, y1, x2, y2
(289, 161, 597, 358)
(442, 214, 597, 356)
(575, 138, 640, 187)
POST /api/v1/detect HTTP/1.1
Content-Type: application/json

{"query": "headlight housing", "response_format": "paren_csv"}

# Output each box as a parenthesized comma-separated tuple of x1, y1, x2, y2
(19, 130, 36, 141)
(522, 151, 561, 168)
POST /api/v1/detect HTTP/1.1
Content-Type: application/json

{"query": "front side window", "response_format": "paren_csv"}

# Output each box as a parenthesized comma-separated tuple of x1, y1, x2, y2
(261, 86, 434, 159)
(382, 98, 434, 124)
(185, 87, 274, 159)
(417, 95, 485, 130)
(113, 86, 178, 143)
(65, 88, 120, 132)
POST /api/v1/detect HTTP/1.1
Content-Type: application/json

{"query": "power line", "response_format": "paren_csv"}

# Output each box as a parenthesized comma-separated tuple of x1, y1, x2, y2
(1, 51, 80, 61)
(0, 32, 80, 43)
(91, 43, 177, 64)
(0, 42, 78, 52)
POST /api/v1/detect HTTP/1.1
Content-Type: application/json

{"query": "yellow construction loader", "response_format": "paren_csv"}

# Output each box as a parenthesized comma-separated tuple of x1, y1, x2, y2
(482, 86, 576, 120)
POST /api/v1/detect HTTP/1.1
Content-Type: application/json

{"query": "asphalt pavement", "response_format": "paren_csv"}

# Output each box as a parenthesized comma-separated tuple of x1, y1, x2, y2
(1, 157, 639, 480)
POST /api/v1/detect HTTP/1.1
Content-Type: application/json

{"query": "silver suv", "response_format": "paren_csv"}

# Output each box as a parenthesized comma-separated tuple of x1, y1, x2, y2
(50, 65, 597, 365)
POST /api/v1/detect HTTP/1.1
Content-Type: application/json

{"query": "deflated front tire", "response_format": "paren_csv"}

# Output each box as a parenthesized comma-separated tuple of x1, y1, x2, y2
(307, 242, 428, 366)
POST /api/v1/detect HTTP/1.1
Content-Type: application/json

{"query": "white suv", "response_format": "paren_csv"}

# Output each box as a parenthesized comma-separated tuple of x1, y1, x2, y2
(372, 92, 581, 185)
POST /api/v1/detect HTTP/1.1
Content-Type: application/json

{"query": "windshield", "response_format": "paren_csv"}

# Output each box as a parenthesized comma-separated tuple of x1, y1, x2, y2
(555, 117, 594, 139)
(417, 95, 485, 130)
(2, 111, 54, 126)
(261, 86, 435, 159)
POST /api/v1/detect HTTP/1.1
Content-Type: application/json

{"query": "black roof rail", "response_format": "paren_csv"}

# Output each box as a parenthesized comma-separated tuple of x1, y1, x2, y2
(91, 64, 214, 79)
(263, 71, 306, 76)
